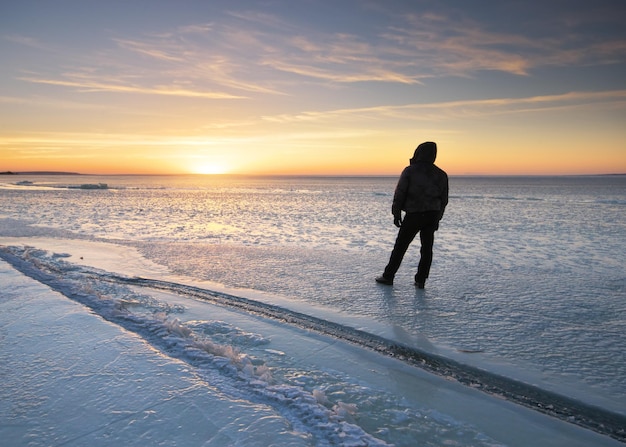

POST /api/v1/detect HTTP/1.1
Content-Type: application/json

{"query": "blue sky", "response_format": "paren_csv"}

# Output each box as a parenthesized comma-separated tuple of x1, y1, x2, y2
(1, 0, 625, 174)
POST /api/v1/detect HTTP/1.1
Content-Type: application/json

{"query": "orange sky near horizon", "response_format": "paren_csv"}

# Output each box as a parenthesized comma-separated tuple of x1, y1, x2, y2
(1, 1, 625, 176)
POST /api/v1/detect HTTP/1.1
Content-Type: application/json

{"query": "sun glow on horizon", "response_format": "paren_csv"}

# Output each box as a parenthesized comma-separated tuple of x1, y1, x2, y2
(190, 162, 231, 175)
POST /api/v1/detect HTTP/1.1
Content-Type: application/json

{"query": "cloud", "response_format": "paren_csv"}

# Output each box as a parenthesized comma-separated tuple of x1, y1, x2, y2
(111, 26, 287, 95)
(8, 2, 626, 112)
(177, 23, 215, 35)
(262, 59, 423, 84)
(261, 90, 626, 123)
(376, 6, 626, 76)
(114, 39, 185, 62)
(215, 8, 573, 84)
(18, 76, 246, 99)
(3, 34, 50, 51)
(225, 10, 296, 31)
(0, 94, 117, 111)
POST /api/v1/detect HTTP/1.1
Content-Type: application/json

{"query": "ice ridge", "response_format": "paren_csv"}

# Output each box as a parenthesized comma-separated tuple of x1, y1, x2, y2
(1, 246, 625, 443)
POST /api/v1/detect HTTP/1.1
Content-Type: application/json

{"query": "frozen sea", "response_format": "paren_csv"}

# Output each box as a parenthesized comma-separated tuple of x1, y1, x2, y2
(1, 174, 625, 446)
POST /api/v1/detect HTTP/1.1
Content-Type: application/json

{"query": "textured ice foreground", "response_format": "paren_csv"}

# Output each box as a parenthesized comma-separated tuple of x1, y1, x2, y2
(0, 256, 311, 446)
(0, 241, 623, 447)
(1, 174, 625, 445)
(4, 174, 619, 408)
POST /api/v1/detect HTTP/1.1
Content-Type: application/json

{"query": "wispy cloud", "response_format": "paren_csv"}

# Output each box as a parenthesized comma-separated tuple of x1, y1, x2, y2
(18, 75, 246, 99)
(107, 26, 286, 95)
(114, 39, 185, 62)
(0, 94, 117, 111)
(9, 2, 626, 109)
(262, 90, 626, 123)
(262, 59, 423, 84)
(370, 5, 626, 78)
(216, 9, 540, 81)
(3, 34, 50, 51)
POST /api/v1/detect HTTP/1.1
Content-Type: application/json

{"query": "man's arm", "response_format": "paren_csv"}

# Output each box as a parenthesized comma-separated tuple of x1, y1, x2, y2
(391, 168, 410, 227)
(439, 173, 449, 221)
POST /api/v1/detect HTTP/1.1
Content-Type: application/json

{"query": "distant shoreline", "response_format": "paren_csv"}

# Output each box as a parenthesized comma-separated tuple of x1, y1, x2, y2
(0, 171, 82, 175)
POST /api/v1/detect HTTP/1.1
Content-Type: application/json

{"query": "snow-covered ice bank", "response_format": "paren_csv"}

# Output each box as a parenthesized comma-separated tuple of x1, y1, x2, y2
(1, 239, 624, 446)
(0, 259, 310, 446)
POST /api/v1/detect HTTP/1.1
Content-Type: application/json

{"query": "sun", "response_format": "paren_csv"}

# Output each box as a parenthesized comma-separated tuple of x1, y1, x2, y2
(192, 163, 230, 175)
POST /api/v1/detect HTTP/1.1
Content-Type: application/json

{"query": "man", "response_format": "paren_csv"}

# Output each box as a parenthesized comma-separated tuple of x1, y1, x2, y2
(376, 141, 448, 288)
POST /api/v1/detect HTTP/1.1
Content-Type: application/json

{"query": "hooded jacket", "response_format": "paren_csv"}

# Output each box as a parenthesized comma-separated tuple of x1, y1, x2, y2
(391, 142, 449, 219)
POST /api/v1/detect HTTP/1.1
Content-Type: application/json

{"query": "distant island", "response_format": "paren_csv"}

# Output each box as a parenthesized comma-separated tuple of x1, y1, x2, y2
(0, 171, 82, 175)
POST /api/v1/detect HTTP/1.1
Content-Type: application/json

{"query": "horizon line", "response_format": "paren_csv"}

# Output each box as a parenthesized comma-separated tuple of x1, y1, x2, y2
(2, 171, 625, 177)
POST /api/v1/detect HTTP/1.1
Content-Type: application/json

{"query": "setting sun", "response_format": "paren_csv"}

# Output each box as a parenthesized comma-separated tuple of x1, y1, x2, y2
(192, 163, 230, 175)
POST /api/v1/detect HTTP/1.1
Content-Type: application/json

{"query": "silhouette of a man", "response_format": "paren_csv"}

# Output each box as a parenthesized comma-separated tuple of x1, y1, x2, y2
(376, 142, 448, 288)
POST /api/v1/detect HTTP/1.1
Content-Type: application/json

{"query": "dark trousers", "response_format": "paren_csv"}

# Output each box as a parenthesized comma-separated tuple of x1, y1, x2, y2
(383, 210, 439, 283)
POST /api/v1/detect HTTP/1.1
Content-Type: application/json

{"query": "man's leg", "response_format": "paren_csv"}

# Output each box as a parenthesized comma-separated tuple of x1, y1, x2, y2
(415, 214, 439, 286)
(415, 228, 434, 284)
(382, 213, 420, 280)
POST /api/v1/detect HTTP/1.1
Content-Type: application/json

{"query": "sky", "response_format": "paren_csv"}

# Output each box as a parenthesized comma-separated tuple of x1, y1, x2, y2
(1, 0, 625, 176)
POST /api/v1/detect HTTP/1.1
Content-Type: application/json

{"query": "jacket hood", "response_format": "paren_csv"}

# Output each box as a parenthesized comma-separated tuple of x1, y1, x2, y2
(410, 141, 437, 164)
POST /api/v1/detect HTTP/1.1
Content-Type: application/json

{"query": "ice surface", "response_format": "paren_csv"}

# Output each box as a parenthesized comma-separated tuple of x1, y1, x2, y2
(1, 245, 623, 446)
(0, 259, 313, 447)
(1, 174, 625, 445)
